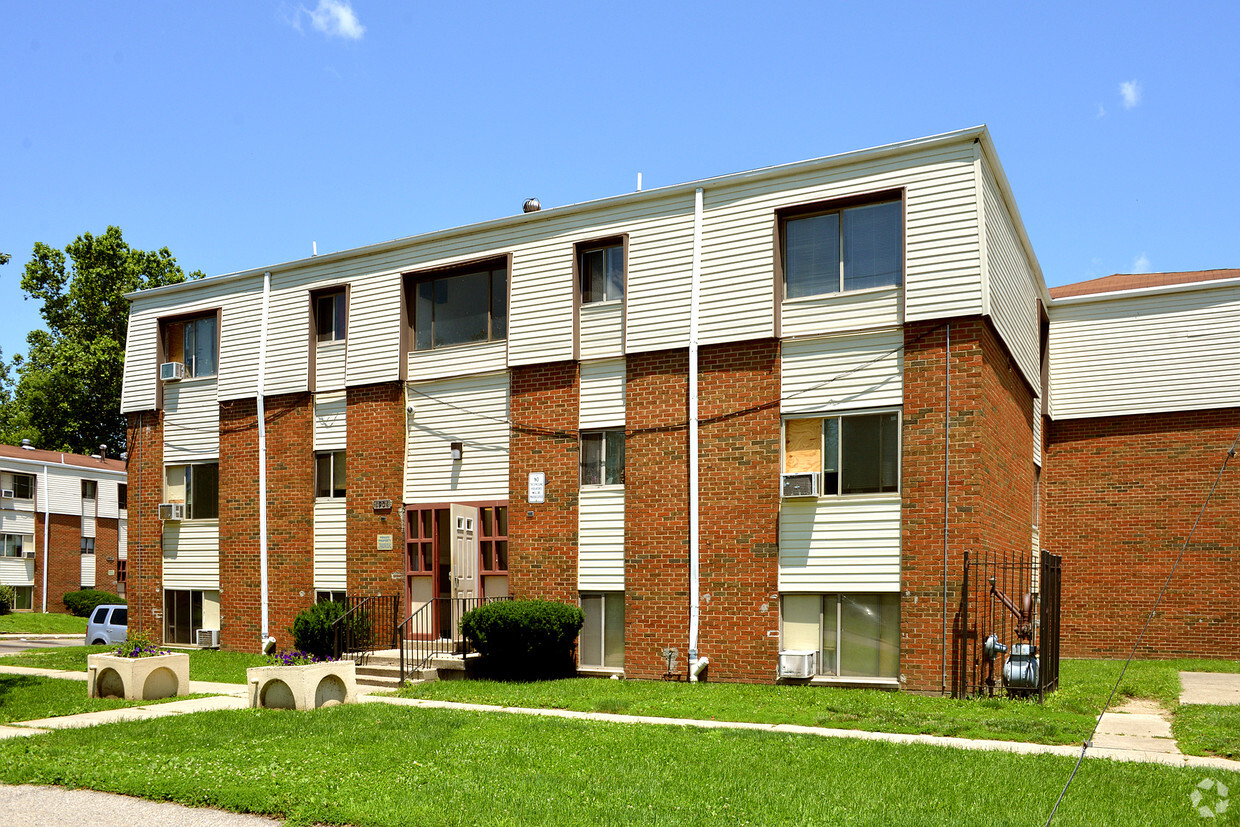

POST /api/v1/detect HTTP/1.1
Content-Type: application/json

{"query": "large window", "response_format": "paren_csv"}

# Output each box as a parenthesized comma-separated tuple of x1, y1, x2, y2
(314, 451, 346, 499)
(163, 314, 218, 378)
(580, 592, 624, 669)
(580, 430, 624, 486)
(165, 463, 219, 520)
(2, 534, 32, 557)
(782, 199, 902, 298)
(315, 290, 348, 343)
(410, 263, 508, 351)
(579, 240, 624, 304)
(164, 589, 204, 645)
(782, 593, 899, 679)
(784, 412, 899, 496)
(11, 586, 32, 610)
(2, 472, 35, 500)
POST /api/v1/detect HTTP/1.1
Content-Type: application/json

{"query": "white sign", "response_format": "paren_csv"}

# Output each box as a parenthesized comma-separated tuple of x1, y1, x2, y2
(376, 534, 393, 551)
(528, 472, 546, 504)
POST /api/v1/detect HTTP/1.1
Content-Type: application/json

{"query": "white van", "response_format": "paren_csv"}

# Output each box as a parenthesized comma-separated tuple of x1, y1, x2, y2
(86, 604, 128, 646)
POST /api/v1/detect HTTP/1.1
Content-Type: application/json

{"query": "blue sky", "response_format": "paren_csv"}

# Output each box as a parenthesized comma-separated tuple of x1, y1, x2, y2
(2, 1, 1238, 363)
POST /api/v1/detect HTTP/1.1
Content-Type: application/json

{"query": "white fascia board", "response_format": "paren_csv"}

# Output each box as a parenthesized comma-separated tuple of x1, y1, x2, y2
(1049, 276, 1240, 308)
(0, 456, 125, 479)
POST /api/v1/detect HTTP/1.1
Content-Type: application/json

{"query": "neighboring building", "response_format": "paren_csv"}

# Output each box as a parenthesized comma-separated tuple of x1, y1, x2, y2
(117, 125, 1238, 692)
(0, 442, 128, 612)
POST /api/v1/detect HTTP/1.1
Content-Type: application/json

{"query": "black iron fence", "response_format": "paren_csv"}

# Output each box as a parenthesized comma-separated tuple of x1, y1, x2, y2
(396, 595, 511, 683)
(957, 548, 1062, 701)
(331, 594, 400, 662)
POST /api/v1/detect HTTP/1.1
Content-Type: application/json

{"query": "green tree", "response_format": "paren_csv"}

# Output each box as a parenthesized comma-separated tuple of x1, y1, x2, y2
(0, 227, 203, 454)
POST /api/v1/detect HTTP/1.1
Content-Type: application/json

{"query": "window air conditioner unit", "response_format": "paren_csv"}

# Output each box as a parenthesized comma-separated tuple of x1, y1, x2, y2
(22, 550, 35, 559)
(781, 472, 819, 498)
(195, 629, 220, 648)
(0, 489, 13, 499)
(778, 649, 818, 679)
(160, 361, 186, 382)
(159, 502, 185, 521)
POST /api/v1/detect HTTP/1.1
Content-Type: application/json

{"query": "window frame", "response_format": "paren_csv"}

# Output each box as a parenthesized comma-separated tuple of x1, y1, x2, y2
(579, 591, 625, 670)
(314, 450, 346, 499)
(161, 311, 220, 380)
(5, 473, 35, 501)
(81, 479, 97, 500)
(781, 593, 900, 680)
(575, 237, 626, 305)
(165, 462, 220, 520)
(580, 429, 625, 487)
(163, 588, 206, 646)
(117, 483, 128, 511)
(782, 409, 901, 497)
(80, 536, 95, 555)
(778, 191, 904, 301)
(405, 257, 509, 352)
(2, 533, 31, 557)
(313, 287, 349, 344)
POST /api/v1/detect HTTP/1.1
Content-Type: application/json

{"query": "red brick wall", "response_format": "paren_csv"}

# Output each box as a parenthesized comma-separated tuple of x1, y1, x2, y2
(901, 317, 1035, 693)
(508, 362, 579, 604)
(1045, 408, 1240, 658)
(696, 340, 781, 683)
(40, 513, 82, 614)
(346, 383, 406, 599)
(126, 411, 165, 640)
(96, 516, 120, 596)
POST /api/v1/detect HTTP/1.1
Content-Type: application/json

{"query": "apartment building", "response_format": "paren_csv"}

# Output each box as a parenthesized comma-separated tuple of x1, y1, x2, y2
(0, 442, 128, 612)
(118, 125, 1239, 691)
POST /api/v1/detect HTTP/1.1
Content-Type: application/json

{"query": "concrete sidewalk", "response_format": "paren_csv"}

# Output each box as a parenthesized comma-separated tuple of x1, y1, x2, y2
(0, 783, 280, 826)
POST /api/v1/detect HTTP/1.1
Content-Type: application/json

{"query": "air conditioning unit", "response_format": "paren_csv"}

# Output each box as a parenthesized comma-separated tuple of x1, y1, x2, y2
(781, 472, 819, 498)
(159, 502, 185, 521)
(160, 361, 186, 382)
(0, 489, 13, 499)
(195, 629, 220, 648)
(778, 649, 818, 679)
(22, 550, 35, 559)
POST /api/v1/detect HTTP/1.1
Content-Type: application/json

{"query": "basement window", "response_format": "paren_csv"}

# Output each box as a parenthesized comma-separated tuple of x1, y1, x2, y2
(580, 592, 624, 669)
(782, 593, 899, 679)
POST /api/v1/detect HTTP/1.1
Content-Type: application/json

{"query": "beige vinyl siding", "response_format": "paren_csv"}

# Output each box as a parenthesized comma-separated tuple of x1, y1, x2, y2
(981, 157, 1040, 389)
(315, 341, 347, 392)
(162, 380, 220, 462)
(80, 550, 96, 588)
(579, 358, 626, 429)
(1033, 403, 1043, 466)
(624, 200, 695, 354)
(44, 470, 82, 516)
(343, 269, 403, 388)
(162, 519, 220, 590)
(579, 486, 624, 590)
(0, 557, 34, 587)
(781, 329, 903, 415)
(120, 309, 161, 413)
(698, 143, 980, 346)
(213, 280, 264, 402)
(778, 497, 901, 592)
(0, 511, 36, 536)
(405, 372, 509, 504)
(408, 340, 507, 383)
(82, 514, 96, 539)
(781, 287, 902, 340)
(579, 302, 624, 359)
(119, 519, 128, 561)
(262, 272, 311, 397)
(1049, 286, 1240, 419)
(508, 241, 575, 367)
(313, 499, 347, 591)
(96, 480, 119, 519)
(313, 392, 348, 452)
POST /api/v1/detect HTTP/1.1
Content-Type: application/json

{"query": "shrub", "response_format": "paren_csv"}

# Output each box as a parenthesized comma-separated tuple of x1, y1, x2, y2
(63, 589, 124, 618)
(0, 584, 14, 616)
(291, 600, 346, 659)
(460, 599, 584, 679)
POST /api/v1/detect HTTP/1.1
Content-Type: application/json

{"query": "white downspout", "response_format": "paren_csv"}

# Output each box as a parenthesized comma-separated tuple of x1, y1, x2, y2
(688, 187, 704, 681)
(257, 271, 273, 650)
(41, 463, 50, 612)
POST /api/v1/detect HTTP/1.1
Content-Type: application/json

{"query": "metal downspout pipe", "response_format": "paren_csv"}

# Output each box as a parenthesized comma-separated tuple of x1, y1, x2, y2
(689, 187, 706, 681)
(942, 322, 951, 694)
(258, 271, 273, 651)
(40, 463, 50, 612)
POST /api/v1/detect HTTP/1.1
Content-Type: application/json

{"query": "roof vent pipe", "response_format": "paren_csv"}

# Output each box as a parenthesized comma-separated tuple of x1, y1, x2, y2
(20, 439, 34, 450)
(522, 198, 541, 213)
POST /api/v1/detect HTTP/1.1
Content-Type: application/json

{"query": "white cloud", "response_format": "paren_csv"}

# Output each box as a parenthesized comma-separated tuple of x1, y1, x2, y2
(1096, 103, 1107, 118)
(288, 0, 365, 40)
(1132, 253, 1151, 274)
(1120, 79, 1141, 109)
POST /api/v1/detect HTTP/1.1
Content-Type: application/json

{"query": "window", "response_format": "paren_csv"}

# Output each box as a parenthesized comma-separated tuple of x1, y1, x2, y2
(478, 505, 508, 574)
(3, 472, 35, 500)
(164, 589, 205, 645)
(81, 479, 97, 500)
(117, 483, 128, 510)
(2, 534, 31, 557)
(580, 592, 624, 669)
(165, 463, 219, 520)
(314, 451, 346, 499)
(316, 590, 346, 604)
(315, 290, 348, 343)
(784, 412, 899, 495)
(163, 314, 218, 378)
(116, 559, 126, 590)
(81, 537, 95, 555)
(580, 430, 624, 486)
(410, 262, 507, 351)
(782, 593, 899, 679)
(782, 198, 902, 298)
(12, 586, 32, 611)
(579, 240, 624, 303)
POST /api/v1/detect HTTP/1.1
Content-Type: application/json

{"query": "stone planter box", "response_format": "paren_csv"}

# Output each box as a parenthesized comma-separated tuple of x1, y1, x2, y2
(246, 660, 358, 710)
(87, 652, 190, 701)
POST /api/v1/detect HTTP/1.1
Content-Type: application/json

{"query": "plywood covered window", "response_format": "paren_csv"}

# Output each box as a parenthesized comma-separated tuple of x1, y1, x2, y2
(783, 412, 899, 495)
(163, 314, 218, 379)
(781, 197, 903, 298)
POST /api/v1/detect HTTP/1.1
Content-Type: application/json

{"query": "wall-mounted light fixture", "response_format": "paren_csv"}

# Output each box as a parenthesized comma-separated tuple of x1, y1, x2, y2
(450, 441, 464, 461)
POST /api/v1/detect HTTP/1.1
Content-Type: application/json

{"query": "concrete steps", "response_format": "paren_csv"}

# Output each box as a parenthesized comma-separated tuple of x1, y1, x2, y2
(347, 647, 482, 689)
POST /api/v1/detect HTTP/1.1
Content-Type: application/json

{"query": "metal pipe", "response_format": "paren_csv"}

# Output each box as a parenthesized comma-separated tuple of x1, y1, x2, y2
(688, 187, 703, 677)
(942, 322, 950, 694)
(257, 271, 273, 650)
(40, 462, 50, 613)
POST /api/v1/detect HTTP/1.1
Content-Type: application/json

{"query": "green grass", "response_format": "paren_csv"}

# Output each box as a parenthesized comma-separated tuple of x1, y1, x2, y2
(0, 675, 162, 723)
(394, 659, 1240, 747)
(0, 645, 269, 684)
(0, 613, 87, 635)
(0, 703, 1232, 826)
(1174, 705, 1240, 759)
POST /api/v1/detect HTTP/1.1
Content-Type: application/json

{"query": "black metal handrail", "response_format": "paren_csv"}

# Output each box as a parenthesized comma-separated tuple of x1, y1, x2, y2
(396, 595, 510, 683)
(331, 594, 399, 662)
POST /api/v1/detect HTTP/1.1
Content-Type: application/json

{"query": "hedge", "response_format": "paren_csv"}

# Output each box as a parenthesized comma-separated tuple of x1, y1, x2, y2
(63, 589, 124, 618)
(460, 599, 584, 679)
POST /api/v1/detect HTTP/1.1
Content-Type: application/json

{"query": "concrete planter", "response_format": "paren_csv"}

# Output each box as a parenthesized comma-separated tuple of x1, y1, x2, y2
(247, 660, 358, 710)
(87, 652, 190, 701)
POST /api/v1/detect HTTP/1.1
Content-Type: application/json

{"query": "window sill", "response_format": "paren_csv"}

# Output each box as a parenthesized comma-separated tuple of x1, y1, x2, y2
(577, 666, 624, 678)
(314, 496, 347, 503)
(411, 338, 506, 355)
(781, 492, 901, 503)
(580, 299, 624, 308)
(781, 283, 901, 305)
(804, 675, 900, 690)
(165, 375, 217, 388)
(580, 484, 624, 491)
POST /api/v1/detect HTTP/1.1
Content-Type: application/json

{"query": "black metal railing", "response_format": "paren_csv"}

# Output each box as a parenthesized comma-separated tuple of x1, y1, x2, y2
(396, 595, 510, 683)
(1039, 549, 1062, 697)
(331, 594, 400, 663)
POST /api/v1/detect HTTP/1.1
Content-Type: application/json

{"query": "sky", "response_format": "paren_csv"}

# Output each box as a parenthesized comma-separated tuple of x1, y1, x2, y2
(2, 1, 1239, 363)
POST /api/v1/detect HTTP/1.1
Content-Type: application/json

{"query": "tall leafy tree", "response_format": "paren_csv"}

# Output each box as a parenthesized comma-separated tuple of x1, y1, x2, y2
(0, 227, 203, 454)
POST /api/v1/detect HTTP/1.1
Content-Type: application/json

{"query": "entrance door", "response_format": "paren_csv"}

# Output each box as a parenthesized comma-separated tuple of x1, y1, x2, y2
(449, 504, 479, 636)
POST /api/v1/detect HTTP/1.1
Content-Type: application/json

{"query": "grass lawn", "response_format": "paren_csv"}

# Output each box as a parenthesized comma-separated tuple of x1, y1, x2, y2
(0, 703, 1232, 826)
(0, 613, 87, 635)
(0, 675, 176, 723)
(394, 658, 1240, 747)
(0, 645, 269, 684)
(1174, 705, 1240, 759)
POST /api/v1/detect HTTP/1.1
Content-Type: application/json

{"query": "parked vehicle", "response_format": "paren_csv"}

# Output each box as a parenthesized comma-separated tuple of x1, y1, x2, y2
(86, 604, 128, 645)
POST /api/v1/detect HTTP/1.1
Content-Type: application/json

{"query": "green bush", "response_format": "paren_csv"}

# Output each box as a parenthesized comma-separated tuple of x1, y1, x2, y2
(62, 589, 124, 618)
(290, 600, 346, 659)
(0, 584, 14, 616)
(460, 600, 584, 679)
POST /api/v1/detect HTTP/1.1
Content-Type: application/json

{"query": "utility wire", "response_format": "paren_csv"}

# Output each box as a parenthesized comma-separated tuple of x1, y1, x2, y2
(1043, 428, 1240, 826)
